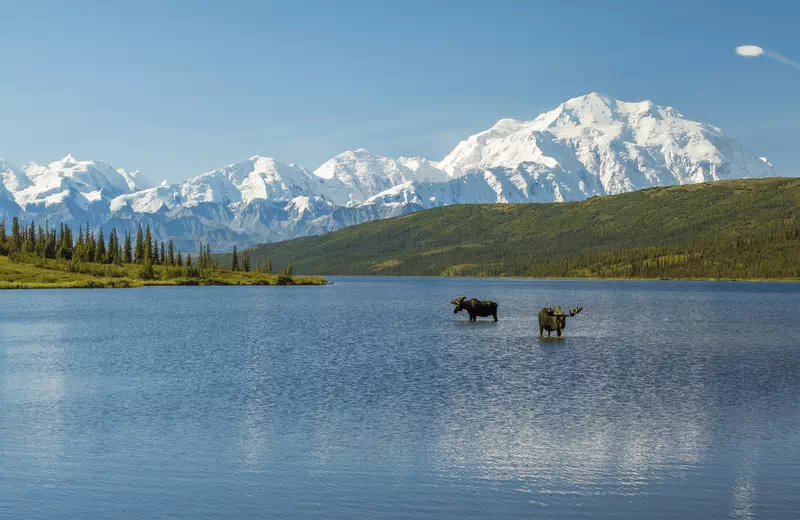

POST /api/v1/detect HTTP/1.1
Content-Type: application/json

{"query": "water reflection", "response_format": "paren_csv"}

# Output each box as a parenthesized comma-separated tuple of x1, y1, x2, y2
(1, 280, 800, 518)
(731, 452, 757, 520)
(3, 318, 69, 467)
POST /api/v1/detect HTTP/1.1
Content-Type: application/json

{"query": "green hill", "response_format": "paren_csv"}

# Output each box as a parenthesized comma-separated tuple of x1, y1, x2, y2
(240, 178, 800, 280)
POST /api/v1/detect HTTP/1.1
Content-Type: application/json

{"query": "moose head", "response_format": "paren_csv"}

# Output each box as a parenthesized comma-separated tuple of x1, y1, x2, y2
(450, 296, 467, 313)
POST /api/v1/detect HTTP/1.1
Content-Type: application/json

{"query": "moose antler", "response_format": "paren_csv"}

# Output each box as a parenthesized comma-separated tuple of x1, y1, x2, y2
(567, 306, 583, 317)
(450, 296, 466, 305)
(547, 306, 583, 317)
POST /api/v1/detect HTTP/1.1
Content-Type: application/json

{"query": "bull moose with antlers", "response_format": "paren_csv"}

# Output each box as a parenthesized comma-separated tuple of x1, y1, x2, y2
(538, 306, 583, 337)
(451, 297, 499, 322)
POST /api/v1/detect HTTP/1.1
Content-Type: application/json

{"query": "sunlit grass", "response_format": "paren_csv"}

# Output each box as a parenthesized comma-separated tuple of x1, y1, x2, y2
(0, 255, 327, 289)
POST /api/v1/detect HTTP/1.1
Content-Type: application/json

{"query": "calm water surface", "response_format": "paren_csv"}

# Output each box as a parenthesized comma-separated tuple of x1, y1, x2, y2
(2, 277, 800, 518)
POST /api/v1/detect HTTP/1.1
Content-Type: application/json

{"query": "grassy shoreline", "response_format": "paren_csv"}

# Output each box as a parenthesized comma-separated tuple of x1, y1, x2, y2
(0, 255, 328, 290)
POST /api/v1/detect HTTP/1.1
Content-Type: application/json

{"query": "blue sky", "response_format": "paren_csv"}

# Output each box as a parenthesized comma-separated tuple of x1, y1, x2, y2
(1, 0, 798, 183)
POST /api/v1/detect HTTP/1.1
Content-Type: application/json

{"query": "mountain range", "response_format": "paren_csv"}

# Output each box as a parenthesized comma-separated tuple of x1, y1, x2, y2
(0, 93, 777, 252)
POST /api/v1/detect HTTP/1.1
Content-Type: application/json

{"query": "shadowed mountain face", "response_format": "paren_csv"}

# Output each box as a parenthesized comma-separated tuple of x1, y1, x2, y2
(0, 94, 776, 251)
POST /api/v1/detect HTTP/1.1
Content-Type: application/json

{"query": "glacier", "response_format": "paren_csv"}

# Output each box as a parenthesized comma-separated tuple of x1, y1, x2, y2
(0, 94, 777, 252)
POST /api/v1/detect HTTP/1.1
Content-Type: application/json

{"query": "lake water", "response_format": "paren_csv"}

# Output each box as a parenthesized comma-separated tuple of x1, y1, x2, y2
(2, 277, 800, 519)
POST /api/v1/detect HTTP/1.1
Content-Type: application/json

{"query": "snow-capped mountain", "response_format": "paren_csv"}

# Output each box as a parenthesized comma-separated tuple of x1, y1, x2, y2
(0, 94, 778, 251)
(313, 149, 449, 204)
(438, 93, 773, 199)
(0, 159, 32, 193)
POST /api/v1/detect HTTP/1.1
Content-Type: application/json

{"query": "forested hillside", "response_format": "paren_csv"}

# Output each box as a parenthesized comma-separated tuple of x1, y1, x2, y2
(239, 178, 800, 280)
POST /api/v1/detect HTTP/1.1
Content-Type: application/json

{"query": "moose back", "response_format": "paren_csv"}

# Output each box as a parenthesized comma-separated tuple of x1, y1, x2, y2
(450, 297, 499, 322)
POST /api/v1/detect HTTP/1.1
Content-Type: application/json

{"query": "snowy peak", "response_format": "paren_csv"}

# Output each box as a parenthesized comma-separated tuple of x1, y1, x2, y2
(59, 153, 78, 166)
(8, 154, 154, 210)
(397, 157, 450, 183)
(0, 158, 33, 193)
(314, 149, 409, 202)
(237, 156, 324, 205)
(117, 168, 153, 192)
(110, 184, 180, 214)
(439, 93, 775, 193)
(313, 148, 449, 203)
(175, 155, 336, 208)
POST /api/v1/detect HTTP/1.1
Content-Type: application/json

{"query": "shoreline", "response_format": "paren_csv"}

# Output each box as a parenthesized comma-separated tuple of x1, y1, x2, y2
(314, 273, 800, 283)
(0, 277, 329, 290)
(0, 279, 329, 290)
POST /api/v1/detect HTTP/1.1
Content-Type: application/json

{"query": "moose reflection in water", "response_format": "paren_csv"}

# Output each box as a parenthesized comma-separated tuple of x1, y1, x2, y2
(450, 297, 499, 322)
(538, 306, 583, 337)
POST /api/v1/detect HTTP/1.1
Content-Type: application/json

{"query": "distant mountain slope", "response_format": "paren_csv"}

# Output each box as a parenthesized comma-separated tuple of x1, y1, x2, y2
(0, 182, 20, 220)
(240, 178, 800, 280)
(0, 94, 779, 251)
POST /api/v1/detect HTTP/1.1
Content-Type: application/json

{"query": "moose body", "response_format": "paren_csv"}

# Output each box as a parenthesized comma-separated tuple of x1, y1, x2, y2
(538, 306, 583, 336)
(451, 297, 498, 322)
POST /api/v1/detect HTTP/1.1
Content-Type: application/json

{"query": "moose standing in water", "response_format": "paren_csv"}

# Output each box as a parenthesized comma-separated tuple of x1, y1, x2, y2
(538, 306, 583, 337)
(451, 297, 499, 322)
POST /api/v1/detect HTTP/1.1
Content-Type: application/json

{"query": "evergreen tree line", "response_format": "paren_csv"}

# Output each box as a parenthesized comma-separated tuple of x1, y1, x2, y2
(0, 217, 218, 270)
(226, 245, 288, 275)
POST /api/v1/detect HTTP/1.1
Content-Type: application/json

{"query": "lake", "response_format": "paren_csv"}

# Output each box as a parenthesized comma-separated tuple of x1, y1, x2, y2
(2, 277, 800, 519)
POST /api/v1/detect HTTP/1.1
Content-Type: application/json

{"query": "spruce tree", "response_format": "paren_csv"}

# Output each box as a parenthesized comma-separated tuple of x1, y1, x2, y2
(0, 219, 6, 255)
(47, 227, 58, 260)
(186, 253, 192, 267)
(10, 217, 21, 253)
(168, 240, 175, 266)
(135, 225, 144, 264)
(60, 224, 73, 260)
(77, 226, 89, 262)
(142, 258, 154, 280)
(144, 225, 153, 264)
(76, 226, 84, 260)
(230, 246, 238, 271)
(267, 256, 272, 274)
(242, 250, 250, 272)
(107, 228, 117, 263)
(177, 250, 183, 267)
(25, 221, 36, 253)
(124, 230, 133, 264)
(36, 225, 45, 257)
(95, 227, 106, 263)
(86, 232, 95, 262)
(285, 261, 292, 276)
(160, 241, 166, 265)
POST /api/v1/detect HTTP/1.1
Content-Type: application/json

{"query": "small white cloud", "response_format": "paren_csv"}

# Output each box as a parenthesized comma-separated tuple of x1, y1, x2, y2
(736, 44, 800, 71)
(736, 45, 764, 57)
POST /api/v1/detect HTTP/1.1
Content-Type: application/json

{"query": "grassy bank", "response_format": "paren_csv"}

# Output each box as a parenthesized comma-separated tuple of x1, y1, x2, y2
(0, 255, 328, 289)
(237, 178, 800, 281)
